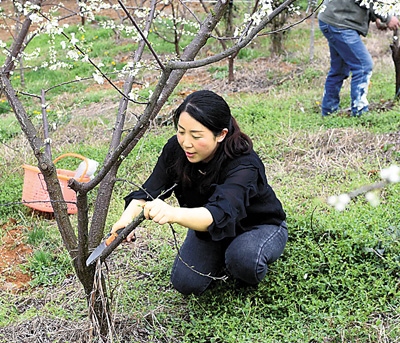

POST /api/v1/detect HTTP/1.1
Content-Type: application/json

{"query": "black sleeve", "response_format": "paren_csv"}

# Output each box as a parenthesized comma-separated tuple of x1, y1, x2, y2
(204, 165, 259, 240)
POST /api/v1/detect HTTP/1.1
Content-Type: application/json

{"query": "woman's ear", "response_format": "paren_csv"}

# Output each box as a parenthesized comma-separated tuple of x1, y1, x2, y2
(217, 128, 228, 142)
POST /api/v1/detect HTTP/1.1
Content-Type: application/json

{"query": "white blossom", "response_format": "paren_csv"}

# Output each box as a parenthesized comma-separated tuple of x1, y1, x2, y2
(128, 89, 139, 101)
(372, 1, 399, 16)
(134, 8, 148, 19)
(365, 192, 380, 207)
(70, 32, 79, 46)
(49, 62, 73, 70)
(45, 20, 61, 34)
(22, 2, 41, 16)
(327, 193, 351, 211)
(67, 50, 80, 61)
(29, 13, 43, 23)
(20, 48, 40, 61)
(93, 72, 104, 84)
(380, 164, 400, 183)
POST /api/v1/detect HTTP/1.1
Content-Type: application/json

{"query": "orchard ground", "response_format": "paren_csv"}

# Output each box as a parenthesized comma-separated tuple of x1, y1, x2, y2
(0, 3, 400, 342)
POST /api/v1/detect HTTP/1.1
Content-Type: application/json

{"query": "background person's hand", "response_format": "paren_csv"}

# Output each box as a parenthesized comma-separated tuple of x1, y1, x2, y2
(386, 16, 400, 31)
(375, 18, 387, 30)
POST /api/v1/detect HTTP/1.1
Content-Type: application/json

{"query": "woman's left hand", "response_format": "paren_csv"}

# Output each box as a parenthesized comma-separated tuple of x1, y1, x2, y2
(144, 199, 213, 231)
(144, 198, 176, 225)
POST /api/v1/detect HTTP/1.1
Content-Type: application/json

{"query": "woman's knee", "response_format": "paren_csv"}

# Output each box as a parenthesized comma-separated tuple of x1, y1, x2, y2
(170, 257, 213, 296)
(225, 224, 288, 285)
(225, 244, 267, 284)
(170, 276, 205, 296)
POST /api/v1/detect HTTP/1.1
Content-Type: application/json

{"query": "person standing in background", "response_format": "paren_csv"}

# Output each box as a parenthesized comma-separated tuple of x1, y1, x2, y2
(318, 0, 399, 117)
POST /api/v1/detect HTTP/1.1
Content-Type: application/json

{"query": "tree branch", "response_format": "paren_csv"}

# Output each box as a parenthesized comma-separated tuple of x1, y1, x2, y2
(87, 0, 159, 248)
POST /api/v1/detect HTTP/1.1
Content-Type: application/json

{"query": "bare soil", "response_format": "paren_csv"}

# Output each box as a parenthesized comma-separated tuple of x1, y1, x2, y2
(0, 220, 32, 292)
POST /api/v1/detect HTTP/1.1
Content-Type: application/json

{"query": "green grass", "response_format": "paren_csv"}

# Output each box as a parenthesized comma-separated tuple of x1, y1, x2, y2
(0, 113, 20, 142)
(0, 99, 11, 114)
(208, 65, 229, 80)
(105, 184, 399, 343)
(0, 171, 24, 218)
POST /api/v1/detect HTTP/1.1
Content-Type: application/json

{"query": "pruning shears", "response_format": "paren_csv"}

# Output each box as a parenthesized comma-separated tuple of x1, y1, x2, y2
(85, 228, 125, 266)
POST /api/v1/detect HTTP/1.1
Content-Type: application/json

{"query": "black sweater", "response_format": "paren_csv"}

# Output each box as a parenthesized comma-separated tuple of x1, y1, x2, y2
(124, 136, 286, 241)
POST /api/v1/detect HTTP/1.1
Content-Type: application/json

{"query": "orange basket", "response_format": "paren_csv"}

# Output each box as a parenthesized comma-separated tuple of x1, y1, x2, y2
(21, 153, 90, 214)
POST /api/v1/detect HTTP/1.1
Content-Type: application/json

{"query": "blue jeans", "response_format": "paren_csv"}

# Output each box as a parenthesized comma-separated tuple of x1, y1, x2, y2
(319, 20, 373, 117)
(170, 222, 288, 296)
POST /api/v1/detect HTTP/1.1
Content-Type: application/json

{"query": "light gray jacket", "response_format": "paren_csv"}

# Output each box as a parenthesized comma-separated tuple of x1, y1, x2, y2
(318, 0, 391, 36)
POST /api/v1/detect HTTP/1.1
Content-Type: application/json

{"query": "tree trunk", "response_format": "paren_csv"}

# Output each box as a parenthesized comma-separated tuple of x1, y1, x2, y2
(226, 0, 235, 83)
(270, 1, 289, 56)
(270, 13, 287, 55)
(309, 11, 316, 61)
(390, 29, 400, 98)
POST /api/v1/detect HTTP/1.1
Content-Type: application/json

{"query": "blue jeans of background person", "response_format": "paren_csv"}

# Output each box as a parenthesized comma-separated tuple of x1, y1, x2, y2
(319, 20, 373, 117)
(170, 222, 288, 296)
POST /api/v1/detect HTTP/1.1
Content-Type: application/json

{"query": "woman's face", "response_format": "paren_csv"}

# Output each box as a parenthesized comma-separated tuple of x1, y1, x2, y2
(177, 111, 227, 163)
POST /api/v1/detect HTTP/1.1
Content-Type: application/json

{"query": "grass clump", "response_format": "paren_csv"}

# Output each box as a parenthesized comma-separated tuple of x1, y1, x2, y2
(25, 249, 72, 287)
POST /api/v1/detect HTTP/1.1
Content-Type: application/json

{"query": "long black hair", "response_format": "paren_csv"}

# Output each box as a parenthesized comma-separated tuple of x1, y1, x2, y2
(173, 90, 253, 192)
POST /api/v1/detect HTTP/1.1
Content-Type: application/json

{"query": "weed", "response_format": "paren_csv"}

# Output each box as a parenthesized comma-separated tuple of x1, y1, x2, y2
(208, 65, 228, 80)
(25, 249, 72, 287)
(0, 172, 24, 219)
(0, 114, 20, 143)
(26, 226, 47, 246)
(0, 100, 11, 115)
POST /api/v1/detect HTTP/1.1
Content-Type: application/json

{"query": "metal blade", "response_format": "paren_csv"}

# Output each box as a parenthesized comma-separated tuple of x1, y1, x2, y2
(86, 241, 107, 266)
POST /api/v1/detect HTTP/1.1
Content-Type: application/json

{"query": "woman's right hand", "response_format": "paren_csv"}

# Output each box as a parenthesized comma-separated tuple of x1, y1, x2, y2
(111, 199, 146, 242)
(111, 218, 137, 242)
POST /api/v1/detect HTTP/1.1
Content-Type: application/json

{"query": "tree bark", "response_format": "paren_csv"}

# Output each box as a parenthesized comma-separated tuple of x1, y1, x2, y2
(88, 0, 158, 248)
(3, 0, 43, 77)
(390, 29, 400, 98)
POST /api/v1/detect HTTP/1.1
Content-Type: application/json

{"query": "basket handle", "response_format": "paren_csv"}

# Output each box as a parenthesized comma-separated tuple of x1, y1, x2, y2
(53, 153, 89, 182)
